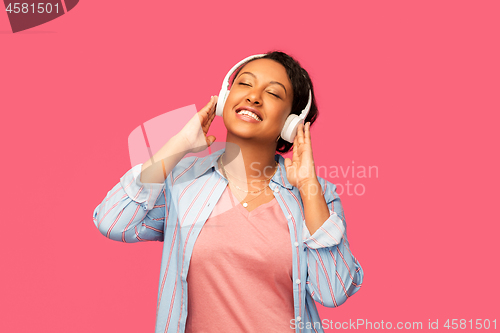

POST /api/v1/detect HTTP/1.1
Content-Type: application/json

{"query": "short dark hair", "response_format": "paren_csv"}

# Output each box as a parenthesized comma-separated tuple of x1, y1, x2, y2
(230, 51, 319, 153)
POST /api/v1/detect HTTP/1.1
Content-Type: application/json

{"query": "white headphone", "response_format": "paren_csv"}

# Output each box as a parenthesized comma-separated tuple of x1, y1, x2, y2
(215, 54, 312, 143)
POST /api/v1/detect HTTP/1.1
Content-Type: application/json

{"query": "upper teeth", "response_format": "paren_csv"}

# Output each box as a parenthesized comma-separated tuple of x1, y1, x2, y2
(237, 110, 262, 121)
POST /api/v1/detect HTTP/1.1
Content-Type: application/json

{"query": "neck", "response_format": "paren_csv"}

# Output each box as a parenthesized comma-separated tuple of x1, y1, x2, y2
(221, 132, 278, 182)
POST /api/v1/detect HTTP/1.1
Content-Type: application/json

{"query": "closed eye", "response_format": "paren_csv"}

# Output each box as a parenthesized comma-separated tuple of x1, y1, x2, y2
(239, 82, 281, 98)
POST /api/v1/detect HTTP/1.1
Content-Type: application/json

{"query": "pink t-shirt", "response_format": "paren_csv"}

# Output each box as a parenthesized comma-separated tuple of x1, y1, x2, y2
(185, 185, 295, 332)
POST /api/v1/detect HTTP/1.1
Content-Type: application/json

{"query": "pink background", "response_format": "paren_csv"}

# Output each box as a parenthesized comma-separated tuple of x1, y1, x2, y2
(1, 1, 499, 332)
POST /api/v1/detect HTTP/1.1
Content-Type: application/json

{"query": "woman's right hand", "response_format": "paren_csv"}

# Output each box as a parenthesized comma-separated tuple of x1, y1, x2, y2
(176, 96, 218, 154)
(141, 96, 219, 184)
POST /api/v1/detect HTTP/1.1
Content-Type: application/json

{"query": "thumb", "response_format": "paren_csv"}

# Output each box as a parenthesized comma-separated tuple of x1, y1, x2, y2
(207, 135, 216, 146)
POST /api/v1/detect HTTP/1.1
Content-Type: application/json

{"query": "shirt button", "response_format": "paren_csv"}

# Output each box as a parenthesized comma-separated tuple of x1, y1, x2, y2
(287, 214, 292, 219)
(142, 204, 148, 210)
(295, 279, 301, 284)
(294, 242, 299, 247)
(296, 316, 301, 322)
(274, 187, 279, 193)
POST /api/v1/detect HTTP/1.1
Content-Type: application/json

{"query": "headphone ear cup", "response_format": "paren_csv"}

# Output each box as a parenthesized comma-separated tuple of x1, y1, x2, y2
(215, 88, 228, 117)
(281, 114, 303, 143)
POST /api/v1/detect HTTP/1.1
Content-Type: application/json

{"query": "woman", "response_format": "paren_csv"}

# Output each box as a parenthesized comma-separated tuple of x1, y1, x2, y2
(93, 51, 363, 333)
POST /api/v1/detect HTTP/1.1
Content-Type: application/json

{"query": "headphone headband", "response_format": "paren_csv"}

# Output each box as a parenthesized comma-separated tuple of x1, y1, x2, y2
(220, 54, 267, 92)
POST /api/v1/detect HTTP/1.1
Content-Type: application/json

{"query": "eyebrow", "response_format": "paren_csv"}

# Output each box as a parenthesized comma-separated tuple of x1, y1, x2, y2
(238, 71, 288, 95)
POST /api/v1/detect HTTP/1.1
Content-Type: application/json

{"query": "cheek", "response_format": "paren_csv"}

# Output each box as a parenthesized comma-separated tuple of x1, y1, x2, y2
(279, 103, 293, 124)
(222, 90, 237, 114)
(223, 88, 243, 107)
(268, 105, 292, 130)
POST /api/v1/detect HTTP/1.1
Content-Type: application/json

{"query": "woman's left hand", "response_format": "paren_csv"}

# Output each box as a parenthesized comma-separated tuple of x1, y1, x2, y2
(284, 122, 319, 190)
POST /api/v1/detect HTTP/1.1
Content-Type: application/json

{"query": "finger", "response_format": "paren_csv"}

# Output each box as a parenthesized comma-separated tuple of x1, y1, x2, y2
(210, 96, 218, 114)
(203, 115, 212, 132)
(304, 122, 311, 145)
(297, 122, 305, 145)
(284, 157, 291, 168)
(210, 104, 217, 118)
(202, 97, 217, 127)
(206, 115, 215, 132)
(201, 96, 215, 115)
(206, 135, 216, 146)
(202, 108, 216, 133)
(210, 96, 217, 112)
(207, 107, 216, 123)
(292, 135, 299, 163)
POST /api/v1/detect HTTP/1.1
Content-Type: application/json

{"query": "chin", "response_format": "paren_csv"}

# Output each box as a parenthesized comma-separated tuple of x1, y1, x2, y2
(225, 125, 257, 140)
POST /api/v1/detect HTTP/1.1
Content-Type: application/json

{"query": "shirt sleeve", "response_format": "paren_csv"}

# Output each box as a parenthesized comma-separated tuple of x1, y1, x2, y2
(303, 183, 364, 308)
(92, 164, 170, 243)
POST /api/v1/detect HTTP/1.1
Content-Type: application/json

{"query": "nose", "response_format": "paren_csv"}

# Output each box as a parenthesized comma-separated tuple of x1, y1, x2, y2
(246, 88, 262, 105)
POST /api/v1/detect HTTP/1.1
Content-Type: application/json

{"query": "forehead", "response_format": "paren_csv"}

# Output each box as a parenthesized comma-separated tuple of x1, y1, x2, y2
(238, 59, 291, 86)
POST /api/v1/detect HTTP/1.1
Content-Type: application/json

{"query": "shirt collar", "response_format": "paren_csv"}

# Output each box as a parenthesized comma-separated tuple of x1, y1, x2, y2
(192, 148, 294, 190)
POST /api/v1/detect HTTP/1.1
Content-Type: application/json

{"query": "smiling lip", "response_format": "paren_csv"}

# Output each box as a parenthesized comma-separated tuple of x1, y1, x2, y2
(235, 112, 261, 123)
(235, 106, 263, 121)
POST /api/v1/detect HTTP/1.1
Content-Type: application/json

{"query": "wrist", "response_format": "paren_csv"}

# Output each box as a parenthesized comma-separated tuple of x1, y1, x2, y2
(171, 134, 193, 154)
(298, 178, 321, 195)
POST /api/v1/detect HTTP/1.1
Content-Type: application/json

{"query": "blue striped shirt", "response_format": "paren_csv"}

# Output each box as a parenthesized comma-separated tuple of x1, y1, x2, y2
(93, 148, 363, 333)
